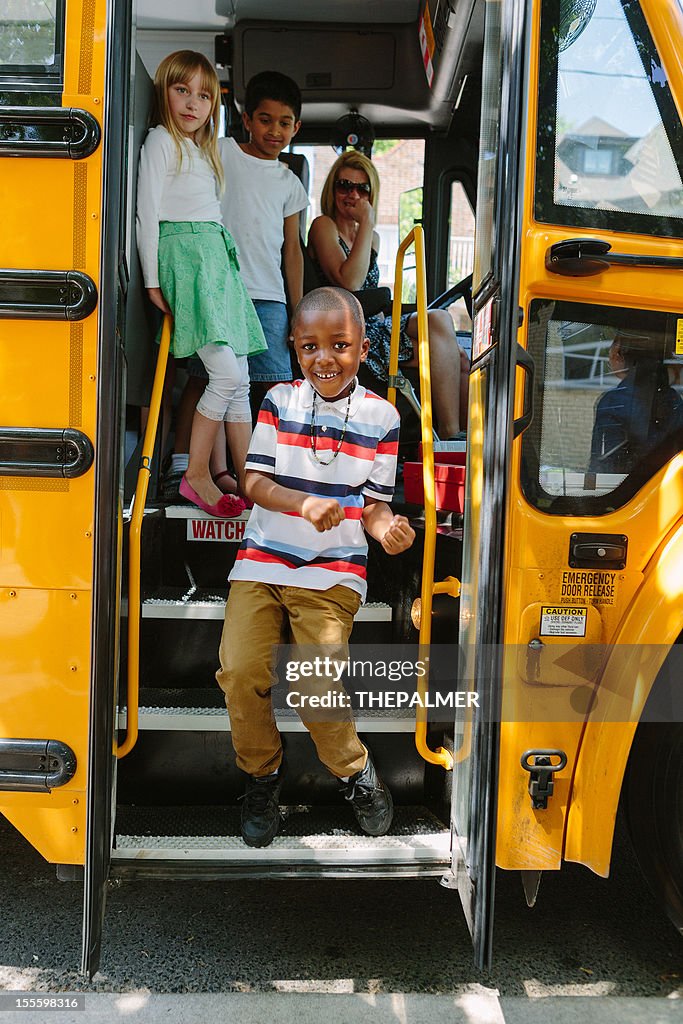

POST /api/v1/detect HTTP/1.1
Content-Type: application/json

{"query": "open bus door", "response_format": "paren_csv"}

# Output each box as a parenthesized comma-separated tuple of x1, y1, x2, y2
(452, 0, 683, 967)
(450, 0, 530, 969)
(80, 0, 133, 978)
(0, 0, 131, 980)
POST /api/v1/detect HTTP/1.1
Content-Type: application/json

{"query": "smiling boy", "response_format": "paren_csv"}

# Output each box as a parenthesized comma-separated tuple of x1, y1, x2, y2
(216, 287, 415, 848)
(218, 71, 308, 390)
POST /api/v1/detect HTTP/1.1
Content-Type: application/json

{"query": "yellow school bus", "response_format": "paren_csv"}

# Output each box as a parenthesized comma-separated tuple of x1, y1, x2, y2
(1, 0, 682, 974)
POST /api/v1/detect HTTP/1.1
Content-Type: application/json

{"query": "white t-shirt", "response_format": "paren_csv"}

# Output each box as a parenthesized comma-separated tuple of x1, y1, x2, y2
(218, 137, 309, 304)
(136, 125, 222, 288)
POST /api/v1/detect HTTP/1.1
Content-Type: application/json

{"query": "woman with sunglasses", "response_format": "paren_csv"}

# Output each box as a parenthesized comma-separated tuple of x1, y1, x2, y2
(307, 150, 468, 439)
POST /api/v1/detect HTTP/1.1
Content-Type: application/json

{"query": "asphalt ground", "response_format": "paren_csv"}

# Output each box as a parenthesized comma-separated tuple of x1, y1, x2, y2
(0, 812, 681, 1023)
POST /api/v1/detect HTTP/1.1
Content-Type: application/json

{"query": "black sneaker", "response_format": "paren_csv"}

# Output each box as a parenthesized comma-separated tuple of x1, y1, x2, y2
(343, 753, 394, 836)
(240, 770, 283, 848)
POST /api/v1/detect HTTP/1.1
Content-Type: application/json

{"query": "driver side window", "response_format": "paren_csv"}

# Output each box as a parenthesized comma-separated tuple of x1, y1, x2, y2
(522, 299, 683, 514)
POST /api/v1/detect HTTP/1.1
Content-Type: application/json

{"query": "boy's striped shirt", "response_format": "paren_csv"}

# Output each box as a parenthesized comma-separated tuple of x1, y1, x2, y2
(229, 379, 400, 601)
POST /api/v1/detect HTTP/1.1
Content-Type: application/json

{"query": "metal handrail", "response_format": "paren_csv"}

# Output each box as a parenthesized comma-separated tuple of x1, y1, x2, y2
(116, 315, 172, 759)
(387, 227, 454, 771)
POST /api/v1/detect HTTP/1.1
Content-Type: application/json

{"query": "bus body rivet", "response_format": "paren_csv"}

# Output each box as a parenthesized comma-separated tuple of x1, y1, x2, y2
(85, 531, 92, 538)
(91, 213, 98, 220)
(93, 97, 100, 104)
(71, 827, 78, 833)
(70, 593, 77, 600)
(73, 799, 79, 805)
(538, 573, 544, 579)
(9, 590, 16, 597)
(89, 375, 95, 381)
(70, 665, 77, 672)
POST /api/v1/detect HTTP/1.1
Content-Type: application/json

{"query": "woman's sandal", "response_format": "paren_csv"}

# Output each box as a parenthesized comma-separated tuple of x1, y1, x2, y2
(212, 469, 238, 494)
(179, 476, 246, 519)
(213, 469, 254, 509)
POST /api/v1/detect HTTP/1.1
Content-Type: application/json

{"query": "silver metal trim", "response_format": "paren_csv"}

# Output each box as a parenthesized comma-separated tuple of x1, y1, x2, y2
(140, 599, 392, 621)
(116, 706, 416, 733)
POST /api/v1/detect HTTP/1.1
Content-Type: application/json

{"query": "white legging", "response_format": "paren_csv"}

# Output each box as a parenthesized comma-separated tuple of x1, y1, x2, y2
(194, 343, 251, 423)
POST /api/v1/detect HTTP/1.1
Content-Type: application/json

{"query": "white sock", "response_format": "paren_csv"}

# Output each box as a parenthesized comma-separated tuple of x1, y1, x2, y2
(171, 453, 189, 472)
(340, 775, 350, 783)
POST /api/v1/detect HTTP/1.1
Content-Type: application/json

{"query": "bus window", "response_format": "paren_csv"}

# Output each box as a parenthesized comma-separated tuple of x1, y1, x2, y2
(293, 138, 425, 291)
(536, 0, 683, 235)
(522, 299, 683, 512)
(0, 0, 64, 86)
(447, 179, 474, 335)
(472, 0, 502, 294)
(398, 185, 422, 302)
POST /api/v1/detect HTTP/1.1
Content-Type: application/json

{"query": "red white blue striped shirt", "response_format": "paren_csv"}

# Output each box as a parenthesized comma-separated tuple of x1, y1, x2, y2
(229, 379, 400, 600)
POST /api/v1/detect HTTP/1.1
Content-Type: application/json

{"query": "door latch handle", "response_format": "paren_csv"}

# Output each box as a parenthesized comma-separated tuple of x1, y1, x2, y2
(521, 749, 567, 809)
(545, 238, 683, 277)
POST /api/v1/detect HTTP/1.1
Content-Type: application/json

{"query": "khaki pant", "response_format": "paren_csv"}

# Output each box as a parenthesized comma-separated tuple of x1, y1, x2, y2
(217, 581, 368, 778)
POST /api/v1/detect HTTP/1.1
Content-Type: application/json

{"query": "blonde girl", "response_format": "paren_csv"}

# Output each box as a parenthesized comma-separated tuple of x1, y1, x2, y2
(136, 50, 266, 517)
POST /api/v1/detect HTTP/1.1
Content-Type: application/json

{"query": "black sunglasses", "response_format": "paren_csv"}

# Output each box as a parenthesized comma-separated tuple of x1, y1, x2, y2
(334, 178, 371, 195)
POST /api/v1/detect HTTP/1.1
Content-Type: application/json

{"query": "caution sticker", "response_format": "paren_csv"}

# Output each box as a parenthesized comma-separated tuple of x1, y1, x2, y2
(676, 319, 683, 356)
(187, 518, 246, 542)
(540, 606, 588, 637)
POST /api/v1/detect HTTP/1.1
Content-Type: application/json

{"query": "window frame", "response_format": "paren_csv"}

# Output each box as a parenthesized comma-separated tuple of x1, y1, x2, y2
(0, 0, 65, 93)
(521, 297, 683, 516)
(534, 0, 683, 238)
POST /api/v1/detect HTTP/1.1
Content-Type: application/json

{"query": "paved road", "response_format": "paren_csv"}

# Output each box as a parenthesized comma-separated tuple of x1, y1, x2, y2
(0, 813, 681, 1023)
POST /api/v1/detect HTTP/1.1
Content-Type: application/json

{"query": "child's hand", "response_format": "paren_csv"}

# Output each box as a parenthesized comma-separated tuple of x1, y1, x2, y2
(147, 287, 172, 314)
(301, 496, 345, 532)
(381, 515, 415, 555)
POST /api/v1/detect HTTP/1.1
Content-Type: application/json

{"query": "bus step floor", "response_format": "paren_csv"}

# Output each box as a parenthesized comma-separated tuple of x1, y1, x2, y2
(118, 686, 425, 733)
(112, 804, 450, 873)
(131, 588, 392, 623)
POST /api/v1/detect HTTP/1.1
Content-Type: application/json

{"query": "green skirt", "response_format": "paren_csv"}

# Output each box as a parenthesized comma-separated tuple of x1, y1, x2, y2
(158, 221, 267, 360)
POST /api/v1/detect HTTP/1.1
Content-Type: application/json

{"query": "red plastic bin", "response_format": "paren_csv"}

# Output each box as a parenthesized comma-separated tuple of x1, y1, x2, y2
(403, 461, 466, 513)
(417, 443, 466, 466)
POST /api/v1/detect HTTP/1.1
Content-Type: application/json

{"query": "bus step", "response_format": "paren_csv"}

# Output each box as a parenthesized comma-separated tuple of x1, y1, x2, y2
(117, 700, 417, 734)
(135, 589, 392, 622)
(111, 804, 450, 875)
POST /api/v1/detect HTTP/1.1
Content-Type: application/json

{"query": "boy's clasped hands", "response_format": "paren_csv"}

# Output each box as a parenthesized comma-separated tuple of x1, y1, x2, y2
(301, 494, 414, 554)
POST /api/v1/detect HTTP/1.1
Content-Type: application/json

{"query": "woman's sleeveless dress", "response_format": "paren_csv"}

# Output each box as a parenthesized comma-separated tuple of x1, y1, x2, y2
(314, 238, 413, 384)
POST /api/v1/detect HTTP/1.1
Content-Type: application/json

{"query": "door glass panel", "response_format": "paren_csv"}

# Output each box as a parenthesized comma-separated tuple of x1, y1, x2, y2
(536, 0, 683, 236)
(447, 180, 475, 339)
(522, 300, 683, 514)
(472, 0, 503, 293)
(453, 364, 487, 867)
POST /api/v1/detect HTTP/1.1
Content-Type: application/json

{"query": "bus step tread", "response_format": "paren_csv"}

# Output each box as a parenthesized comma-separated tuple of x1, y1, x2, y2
(117, 701, 419, 733)
(163, 505, 251, 522)
(112, 804, 450, 865)
(134, 588, 392, 622)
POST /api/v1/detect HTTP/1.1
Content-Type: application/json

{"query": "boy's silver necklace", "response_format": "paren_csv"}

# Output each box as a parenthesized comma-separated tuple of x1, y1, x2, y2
(310, 383, 354, 466)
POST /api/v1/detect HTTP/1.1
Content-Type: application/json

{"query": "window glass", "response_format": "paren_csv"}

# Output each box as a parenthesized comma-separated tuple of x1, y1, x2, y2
(522, 300, 683, 514)
(472, 0, 502, 293)
(0, 0, 61, 74)
(447, 180, 475, 334)
(536, 0, 683, 235)
(292, 139, 426, 292)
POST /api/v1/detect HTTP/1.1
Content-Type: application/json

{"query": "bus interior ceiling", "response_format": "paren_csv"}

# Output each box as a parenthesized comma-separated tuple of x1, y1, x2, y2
(134, 0, 485, 135)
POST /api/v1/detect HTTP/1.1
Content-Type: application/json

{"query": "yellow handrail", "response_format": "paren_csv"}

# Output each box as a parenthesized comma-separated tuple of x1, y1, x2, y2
(116, 314, 172, 759)
(388, 228, 453, 770)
